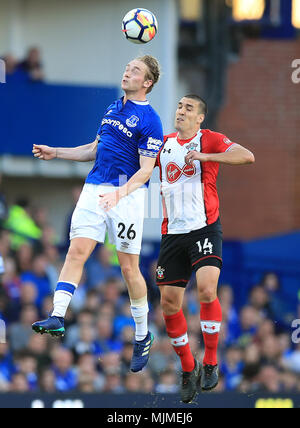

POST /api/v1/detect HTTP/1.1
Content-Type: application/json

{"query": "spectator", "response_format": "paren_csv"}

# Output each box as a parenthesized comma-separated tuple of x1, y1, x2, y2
(236, 306, 261, 348)
(148, 337, 176, 376)
(99, 352, 121, 377)
(77, 353, 104, 392)
(104, 372, 124, 393)
(120, 325, 135, 344)
(100, 278, 125, 309)
(21, 255, 52, 308)
(15, 243, 34, 274)
(260, 334, 281, 366)
(4, 199, 42, 250)
(140, 371, 155, 393)
(155, 370, 179, 394)
(114, 301, 135, 339)
(9, 305, 38, 352)
(256, 365, 282, 393)
(1, 257, 22, 304)
(2, 54, 28, 84)
(255, 319, 276, 345)
(83, 289, 101, 315)
(124, 372, 143, 393)
(64, 309, 96, 349)
(72, 324, 97, 358)
(220, 346, 244, 390)
(120, 342, 134, 375)
(18, 47, 45, 82)
(280, 370, 299, 392)
(249, 286, 272, 319)
(95, 316, 123, 355)
(10, 373, 30, 392)
(260, 272, 293, 329)
(51, 347, 77, 392)
(14, 351, 38, 391)
(26, 334, 52, 373)
(5, 281, 38, 323)
(86, 246, 122, 289)
(39, 368, 56, 393)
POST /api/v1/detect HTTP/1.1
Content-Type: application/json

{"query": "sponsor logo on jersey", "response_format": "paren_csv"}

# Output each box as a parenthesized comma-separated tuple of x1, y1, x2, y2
(126, 115, 140, 128)
(147, 137, 163, 151)
(156, 266, 165, 280)
(223, 137, 232, 145)
(186, 142, 199, 152)
(102, 118, 133, 138)
(166, 162, 196, 184)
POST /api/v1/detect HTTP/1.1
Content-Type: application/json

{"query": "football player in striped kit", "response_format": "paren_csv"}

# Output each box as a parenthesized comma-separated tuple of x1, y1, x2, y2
(155, 95, 254, 403)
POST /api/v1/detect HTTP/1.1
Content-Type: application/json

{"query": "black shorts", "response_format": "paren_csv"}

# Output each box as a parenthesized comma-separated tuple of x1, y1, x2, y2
(156, 219, 223, 288)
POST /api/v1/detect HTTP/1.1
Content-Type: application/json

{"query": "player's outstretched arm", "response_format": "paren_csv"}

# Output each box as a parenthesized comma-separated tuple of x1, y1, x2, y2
(185, 144, 255, 166)
(32, 139, 98, 162)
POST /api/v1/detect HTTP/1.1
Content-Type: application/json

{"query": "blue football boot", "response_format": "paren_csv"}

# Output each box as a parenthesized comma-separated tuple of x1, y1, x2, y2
(130, 331, 154, 373)
(32, 316, 65, 338)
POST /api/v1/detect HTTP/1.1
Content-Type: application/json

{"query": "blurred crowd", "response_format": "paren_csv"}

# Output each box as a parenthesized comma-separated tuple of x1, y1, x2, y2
(0, 181, 300, 395)
(1, 47, 44, 84)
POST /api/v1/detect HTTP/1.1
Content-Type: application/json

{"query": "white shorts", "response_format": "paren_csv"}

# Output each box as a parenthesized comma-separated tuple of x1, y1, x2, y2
(70, 183, 146, 255)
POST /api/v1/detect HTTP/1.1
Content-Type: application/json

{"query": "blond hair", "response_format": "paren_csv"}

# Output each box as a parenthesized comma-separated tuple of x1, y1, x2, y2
(137, 55, 161, 93)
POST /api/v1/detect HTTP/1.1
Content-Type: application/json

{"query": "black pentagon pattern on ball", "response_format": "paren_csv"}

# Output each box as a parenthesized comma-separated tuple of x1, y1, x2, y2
(123, 8, 156, 43)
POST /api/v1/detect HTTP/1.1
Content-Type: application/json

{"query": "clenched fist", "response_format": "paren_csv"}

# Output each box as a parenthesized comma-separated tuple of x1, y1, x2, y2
(32, 144, 57, 161)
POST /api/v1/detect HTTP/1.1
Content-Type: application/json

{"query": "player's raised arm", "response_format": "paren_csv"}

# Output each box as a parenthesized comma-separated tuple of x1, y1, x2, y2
(32, 139, 98, 162)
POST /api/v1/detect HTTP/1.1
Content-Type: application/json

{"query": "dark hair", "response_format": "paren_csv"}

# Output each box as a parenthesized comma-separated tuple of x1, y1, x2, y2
(184, 94, 208, 116)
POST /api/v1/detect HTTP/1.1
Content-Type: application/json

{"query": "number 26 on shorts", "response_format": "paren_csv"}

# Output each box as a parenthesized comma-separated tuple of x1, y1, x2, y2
(118, 223, 137, 240)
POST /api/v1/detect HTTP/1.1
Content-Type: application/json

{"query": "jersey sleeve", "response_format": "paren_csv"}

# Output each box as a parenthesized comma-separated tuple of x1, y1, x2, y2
(205, 132, 236, 154)
(155, 135, 168, 167)
(138, 114, 164, 159)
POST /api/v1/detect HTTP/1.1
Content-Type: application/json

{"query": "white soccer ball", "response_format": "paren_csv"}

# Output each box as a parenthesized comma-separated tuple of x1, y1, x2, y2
(122, 8, 158, 44)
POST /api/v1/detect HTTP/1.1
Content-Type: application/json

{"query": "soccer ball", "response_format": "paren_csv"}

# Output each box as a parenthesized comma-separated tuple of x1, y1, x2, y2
(122, 8, 158, 44)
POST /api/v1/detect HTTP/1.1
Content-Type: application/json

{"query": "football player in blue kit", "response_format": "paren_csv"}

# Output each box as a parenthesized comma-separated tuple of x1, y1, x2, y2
(32, 55, 163, 372)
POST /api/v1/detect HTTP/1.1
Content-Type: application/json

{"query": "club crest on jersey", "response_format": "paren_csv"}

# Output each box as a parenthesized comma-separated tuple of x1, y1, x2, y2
(156, 266, 165, 280)
(126, 115, 140, 128)
(186, 142, 199, 152)
(166, 162, 196, 184)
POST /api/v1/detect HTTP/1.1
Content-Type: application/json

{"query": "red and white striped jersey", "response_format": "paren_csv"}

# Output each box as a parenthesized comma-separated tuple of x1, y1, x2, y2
(156, 129, 235, 235)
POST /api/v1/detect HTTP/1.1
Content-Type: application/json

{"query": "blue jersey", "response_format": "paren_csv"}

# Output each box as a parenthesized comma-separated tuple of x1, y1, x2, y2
(86, 97, 163, 187)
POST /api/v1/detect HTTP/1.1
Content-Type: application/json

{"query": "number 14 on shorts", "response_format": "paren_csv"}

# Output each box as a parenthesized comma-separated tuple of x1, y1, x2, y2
(196, 238, 213, 255)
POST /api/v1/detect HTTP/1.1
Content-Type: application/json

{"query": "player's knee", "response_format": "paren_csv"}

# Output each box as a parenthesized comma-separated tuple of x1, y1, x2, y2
(66, 245, 89, 265)
(161, 293, 181, 315)
(120, 264, 138, 282)
(198, 286, 217, 303)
